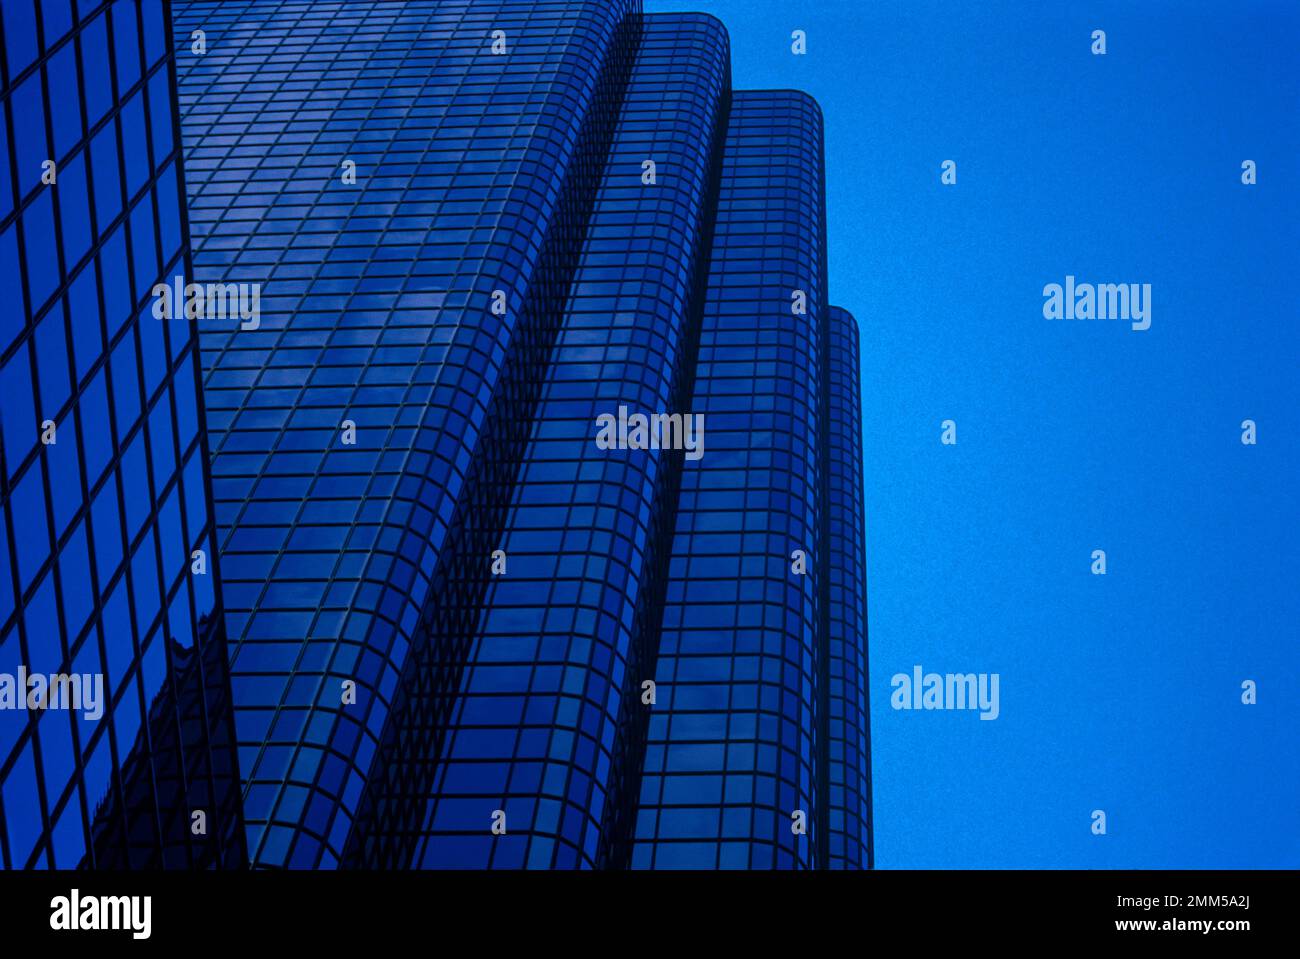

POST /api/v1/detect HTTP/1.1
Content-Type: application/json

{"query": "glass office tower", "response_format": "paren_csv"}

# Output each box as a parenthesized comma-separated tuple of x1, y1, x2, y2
(629, 90, 826, 870)
(171, 0, 871, 869)
(825, 305, 873, 870)
(172, 0, 641, 870)
(0, 0, 243, 868)
(411, 12, 729, 871)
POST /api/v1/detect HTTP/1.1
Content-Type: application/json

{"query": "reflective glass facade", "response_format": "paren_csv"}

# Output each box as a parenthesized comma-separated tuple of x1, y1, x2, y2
(825, 305, 872, 870)
(166, 0, 870, 870)
(629, 91, 826, 869)
(0, 0, 243, 869)
(411, 12, 728, 870)
(172, 0, 647, 870)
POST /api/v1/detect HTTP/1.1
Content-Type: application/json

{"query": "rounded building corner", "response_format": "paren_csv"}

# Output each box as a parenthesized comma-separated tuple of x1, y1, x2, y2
(765, 87, 826, 123)
(644, 10, 732, 62)
(830, 304, 862, 342)
(691, 11, 732, 49)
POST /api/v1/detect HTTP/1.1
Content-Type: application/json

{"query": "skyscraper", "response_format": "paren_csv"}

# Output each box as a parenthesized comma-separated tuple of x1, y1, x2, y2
(170, 0, 869, 871)
(171, 0, 649, 870)
(628, 89, 849, 870)
(0, 0, 871, 871)
(0, 0, 243, 868)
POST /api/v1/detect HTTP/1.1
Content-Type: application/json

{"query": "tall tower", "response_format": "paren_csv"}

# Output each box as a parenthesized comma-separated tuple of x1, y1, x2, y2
(0, 0, 243, 869)
(628, 90, 829, 869)
(171, 0, 871, 869)
(410, 11, 729, 871)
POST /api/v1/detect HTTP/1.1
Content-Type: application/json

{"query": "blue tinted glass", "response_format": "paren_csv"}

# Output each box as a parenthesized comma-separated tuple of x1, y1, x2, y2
(156, 486, 183, 583)
(50, 801, 85, 869)
(119, 90, 148, 198)
(2, 0, 38, 80)
(0, 226, 25, 350)
(67, 264, 103, 383)
(90, 121, 121, 233)
(119, 431, 148, 539)
(110, 673, 141, 757)
(172, 351, 198, 450)
(3, 0, 245, 869)
(77, 12, 111, 130)
(98, 228, 130, 334)
(90, 478, 122, 588)
(129, 190, 158, 295)
(148, 395, 174, 492)
(2, 745, 40, 866)
(0, 632, 21, 759)
(155, 163, 180, 257)
(138, 306, 166, 397)
(34, 303, 70, 419)
(0, 93, 11, 219)
(57, 153, 92, 269)
(80, 740, 111, 823)
(20, 191, 58, 316)
(100, 581, 132, 687)
(140, 0, 166, 67)
(26, 574, 59, 671)
(10, 72, 47, 199)
(38, 711, 75, 810)
(130, 532, 159, 637)
(0, 344, 35, 474)
(4, 0, 873, 873)
(40, 0, 73, 45)
(80, 367, 112, 485)
(47, 413, 81, 537)
(59, 520, 94, 637)
(0, 525, 11, 628)
(11, 465, 49, 590)
(147, 65, 173, 163)
(110, 332, 140, 437)
(46, 42, 82, 159)
(111, 1, 140, 93)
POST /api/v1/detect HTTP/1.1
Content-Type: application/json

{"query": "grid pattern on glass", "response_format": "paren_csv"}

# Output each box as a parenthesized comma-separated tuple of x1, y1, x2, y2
(0, 0, 243, 869)
(824, 305, 871, 869)
(629, 90, 827, 870)
(345, 2, 640, 869)
(408, 12, 730, 870)
(172, 0, 641, 867)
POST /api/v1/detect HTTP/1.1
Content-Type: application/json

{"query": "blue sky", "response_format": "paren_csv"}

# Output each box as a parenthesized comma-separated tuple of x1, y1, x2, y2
(649, 0, 1299, 868)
